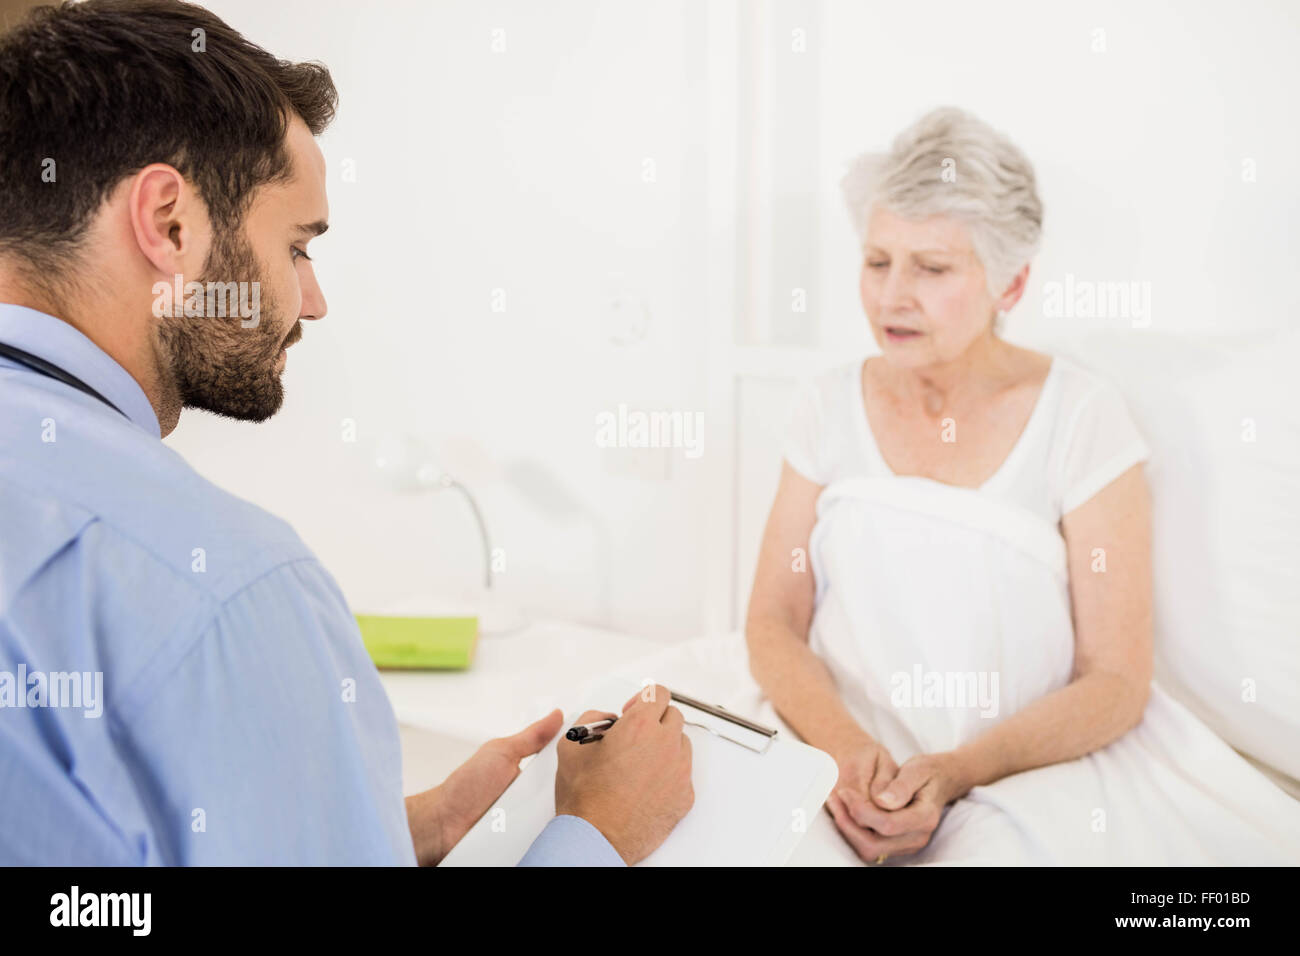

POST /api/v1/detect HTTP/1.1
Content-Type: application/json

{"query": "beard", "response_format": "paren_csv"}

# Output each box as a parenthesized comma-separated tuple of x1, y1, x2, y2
(156, 226, 299, 423)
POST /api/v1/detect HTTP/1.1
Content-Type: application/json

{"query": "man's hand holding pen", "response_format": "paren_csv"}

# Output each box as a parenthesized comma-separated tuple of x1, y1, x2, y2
(554, 684, 695, 864)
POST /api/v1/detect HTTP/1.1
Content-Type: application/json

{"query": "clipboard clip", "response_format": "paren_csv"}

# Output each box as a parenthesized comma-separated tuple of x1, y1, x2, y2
(668, 687, 778, 755)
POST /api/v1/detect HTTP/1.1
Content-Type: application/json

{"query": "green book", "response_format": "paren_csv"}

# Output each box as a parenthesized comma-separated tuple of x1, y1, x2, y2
(355, 614, 478, 670)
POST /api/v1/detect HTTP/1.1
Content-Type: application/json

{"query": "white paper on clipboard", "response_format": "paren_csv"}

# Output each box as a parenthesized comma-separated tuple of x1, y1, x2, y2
(440, 676, 839, 866)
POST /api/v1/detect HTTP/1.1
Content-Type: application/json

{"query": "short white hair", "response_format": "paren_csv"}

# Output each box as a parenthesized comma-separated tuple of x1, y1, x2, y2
(841, 106, 1044, 301)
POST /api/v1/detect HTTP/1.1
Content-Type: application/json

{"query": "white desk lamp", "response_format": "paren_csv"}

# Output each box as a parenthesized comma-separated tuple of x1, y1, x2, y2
(372, 433, 527, 637)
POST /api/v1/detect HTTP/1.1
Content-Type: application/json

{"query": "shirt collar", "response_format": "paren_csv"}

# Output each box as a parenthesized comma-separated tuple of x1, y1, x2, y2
(0, 302, 161, 438)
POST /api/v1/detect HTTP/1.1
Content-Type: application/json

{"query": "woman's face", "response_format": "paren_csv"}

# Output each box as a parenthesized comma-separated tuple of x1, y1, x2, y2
(858, 206, 998, 369)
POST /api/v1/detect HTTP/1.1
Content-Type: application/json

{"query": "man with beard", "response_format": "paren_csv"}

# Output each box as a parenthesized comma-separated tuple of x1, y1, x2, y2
(0, 0, 692, 865)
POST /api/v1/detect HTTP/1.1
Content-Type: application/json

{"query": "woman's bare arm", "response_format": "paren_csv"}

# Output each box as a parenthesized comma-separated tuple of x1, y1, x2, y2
(944, 463, 1154, 797)
(745, 462, 877, 758)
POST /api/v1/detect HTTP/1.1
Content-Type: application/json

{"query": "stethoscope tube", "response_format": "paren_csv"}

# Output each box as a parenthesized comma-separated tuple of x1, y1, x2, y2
(0, 341, 127, 419)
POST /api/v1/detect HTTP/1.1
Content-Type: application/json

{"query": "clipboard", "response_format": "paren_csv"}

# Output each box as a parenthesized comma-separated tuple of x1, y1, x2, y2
(440, 676, 838, 866)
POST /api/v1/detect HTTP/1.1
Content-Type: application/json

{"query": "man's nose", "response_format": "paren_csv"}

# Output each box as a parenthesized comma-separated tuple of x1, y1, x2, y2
(299, 265, 327, 322)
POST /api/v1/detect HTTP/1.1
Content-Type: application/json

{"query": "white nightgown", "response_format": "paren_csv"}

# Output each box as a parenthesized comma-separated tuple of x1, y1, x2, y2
(772, 354, 1300, 865)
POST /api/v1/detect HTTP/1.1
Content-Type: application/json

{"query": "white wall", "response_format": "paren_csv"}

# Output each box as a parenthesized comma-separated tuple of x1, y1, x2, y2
(167, 0, 1300, 641)
(169, 0, 726, 639)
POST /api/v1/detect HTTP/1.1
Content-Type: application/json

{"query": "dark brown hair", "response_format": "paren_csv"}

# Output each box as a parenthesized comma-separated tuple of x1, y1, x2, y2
(0, 0, 337, 281)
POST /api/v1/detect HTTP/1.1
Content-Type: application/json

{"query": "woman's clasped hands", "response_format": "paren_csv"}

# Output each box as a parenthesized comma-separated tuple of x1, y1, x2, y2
(826, 734, 968, 865)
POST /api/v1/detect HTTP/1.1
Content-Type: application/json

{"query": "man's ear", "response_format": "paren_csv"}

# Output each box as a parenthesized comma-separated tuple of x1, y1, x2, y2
(127, 164, 204, 276)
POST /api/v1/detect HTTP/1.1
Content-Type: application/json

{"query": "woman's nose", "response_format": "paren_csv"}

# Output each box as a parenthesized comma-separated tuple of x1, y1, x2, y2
(877, 264, 914, 309)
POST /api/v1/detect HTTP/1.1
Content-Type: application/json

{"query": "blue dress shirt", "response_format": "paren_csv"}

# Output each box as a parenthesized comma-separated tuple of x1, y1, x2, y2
(0, 303, 622, 866)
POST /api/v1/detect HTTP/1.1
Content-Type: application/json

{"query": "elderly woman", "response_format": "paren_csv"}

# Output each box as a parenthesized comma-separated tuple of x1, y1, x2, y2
(745, 107, 1300, 865)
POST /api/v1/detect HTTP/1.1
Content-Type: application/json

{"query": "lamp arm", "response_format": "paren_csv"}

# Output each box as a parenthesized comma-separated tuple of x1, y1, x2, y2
(445, 478, 493, 590)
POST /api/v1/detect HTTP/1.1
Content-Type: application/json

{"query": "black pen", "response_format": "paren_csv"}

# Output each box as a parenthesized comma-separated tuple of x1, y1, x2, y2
(565, 717, 616, 743)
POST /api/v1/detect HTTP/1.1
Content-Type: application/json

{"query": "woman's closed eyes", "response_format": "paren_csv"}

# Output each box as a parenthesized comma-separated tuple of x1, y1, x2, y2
(866, 259, 948, 275)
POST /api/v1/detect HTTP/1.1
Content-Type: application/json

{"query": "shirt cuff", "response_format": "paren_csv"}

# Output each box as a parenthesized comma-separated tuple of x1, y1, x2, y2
(517, 815, 626, 867)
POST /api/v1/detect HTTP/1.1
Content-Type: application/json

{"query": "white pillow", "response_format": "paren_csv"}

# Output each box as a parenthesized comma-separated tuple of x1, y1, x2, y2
(1048, 329, 1300, 794)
